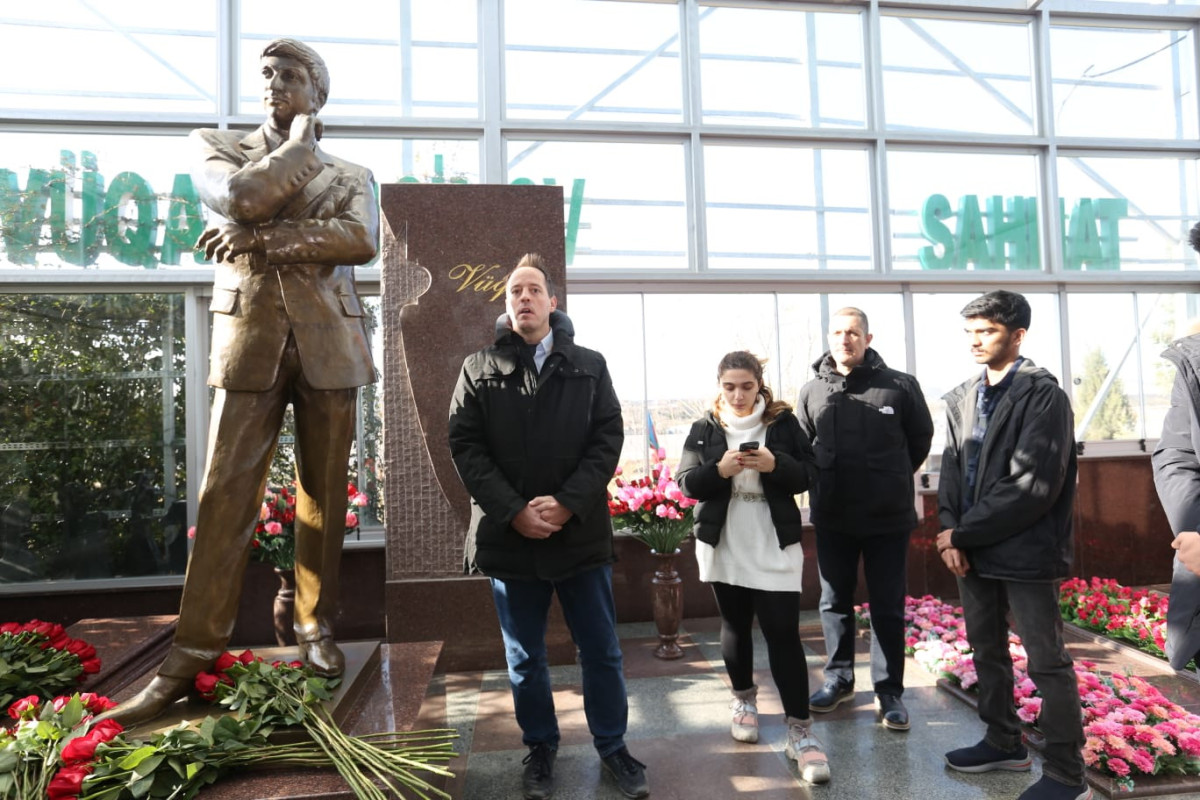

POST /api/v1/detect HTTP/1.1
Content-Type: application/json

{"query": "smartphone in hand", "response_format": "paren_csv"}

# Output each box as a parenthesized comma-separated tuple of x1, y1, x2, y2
(739, 441, 759, 452)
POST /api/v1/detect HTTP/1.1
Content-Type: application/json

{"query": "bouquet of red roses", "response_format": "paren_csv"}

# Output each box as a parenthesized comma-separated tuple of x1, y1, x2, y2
(0, 621, 100, 711)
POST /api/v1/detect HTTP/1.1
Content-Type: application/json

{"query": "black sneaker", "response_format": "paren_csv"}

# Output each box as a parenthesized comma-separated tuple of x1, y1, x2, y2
(944, 739, 1032, 773)
(601, 746, 650, 798)
(1017, 775, 1093, 800)
(521, 743, 556, 800)
(808, 679, 854, 713)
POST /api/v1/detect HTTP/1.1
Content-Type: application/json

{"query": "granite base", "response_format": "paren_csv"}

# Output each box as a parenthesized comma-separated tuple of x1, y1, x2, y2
(63, 616, 448, 799)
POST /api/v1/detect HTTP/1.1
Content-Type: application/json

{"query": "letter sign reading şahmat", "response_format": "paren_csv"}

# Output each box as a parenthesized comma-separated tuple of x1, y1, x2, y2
(918, 193, 1128, 271)
(0, 150, 586, 270)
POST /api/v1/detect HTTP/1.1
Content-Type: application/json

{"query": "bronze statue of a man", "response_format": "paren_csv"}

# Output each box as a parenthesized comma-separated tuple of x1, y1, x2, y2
(103, 38, 378, 726)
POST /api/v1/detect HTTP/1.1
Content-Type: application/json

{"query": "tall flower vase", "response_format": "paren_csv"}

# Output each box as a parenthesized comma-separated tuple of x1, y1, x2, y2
(273, 567, 297, 646)
(651, 549, 685, 660)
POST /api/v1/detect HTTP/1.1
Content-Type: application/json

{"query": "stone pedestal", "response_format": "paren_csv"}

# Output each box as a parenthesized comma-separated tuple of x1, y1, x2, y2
(69, 615, 446, 800)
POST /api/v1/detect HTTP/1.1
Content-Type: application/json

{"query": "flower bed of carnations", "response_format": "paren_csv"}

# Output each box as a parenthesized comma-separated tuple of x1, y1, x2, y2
(1, 648, 457, 800)
(861, 595, 1200, 794)
(1058, 577, 1183, 667)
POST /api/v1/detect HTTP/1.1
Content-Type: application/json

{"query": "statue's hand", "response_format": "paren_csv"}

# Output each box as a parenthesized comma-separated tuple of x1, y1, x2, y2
(290, 113, 319, 146)
(197, 223, 261, 263)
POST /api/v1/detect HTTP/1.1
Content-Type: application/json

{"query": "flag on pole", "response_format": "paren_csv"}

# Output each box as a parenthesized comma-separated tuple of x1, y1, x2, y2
(646, 409, 660, 453)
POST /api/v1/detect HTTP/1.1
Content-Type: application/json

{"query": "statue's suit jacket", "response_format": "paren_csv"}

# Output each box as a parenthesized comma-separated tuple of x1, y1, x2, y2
(190, 125, 378, 391)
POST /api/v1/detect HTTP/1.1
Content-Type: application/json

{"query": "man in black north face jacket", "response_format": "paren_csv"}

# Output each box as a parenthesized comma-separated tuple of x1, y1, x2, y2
(796, 307, 933, 732)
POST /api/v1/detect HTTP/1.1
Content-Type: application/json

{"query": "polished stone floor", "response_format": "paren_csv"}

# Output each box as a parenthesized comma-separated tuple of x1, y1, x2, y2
(416, 612, 1200, 800)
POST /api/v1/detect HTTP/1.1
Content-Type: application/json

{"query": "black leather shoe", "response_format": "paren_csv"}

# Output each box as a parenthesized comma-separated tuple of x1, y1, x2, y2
(521, 742, 556, 800)
(809, 680, 854, 713)
(93, 675, 192, 727)
(876, 693, 910, 731)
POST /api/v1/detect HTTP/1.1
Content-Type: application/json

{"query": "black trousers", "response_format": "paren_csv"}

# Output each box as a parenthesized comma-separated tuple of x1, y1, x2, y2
(959, 573, 1084, 785)
(710, 581, 810, 720)
(815, 529, 910, 696)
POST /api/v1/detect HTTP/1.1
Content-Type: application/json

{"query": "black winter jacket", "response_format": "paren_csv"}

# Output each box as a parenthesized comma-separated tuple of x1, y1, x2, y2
(448, 310, 624, 581)
(1152, 333, 1200, 668)
(795, 349, 933, 536)
(938, 359, 1077, 582)
(676, 409, 812, 549)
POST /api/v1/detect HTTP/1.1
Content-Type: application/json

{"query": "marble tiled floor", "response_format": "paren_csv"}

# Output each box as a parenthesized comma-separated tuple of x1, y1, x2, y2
(416, 612, 1200, 800)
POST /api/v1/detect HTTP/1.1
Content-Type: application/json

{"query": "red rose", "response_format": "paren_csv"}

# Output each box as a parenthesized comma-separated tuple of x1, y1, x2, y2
(87, 718, 124, 743)
(80, 657, 101, 674)
(194, 672, 219, 698)
(52, 696, 72, 712)
(8, 695, 41, 719)
(60, 736, 99, 765)
(0, 622, 20, 634)
(67, 639, 97, 659)
(214, 652, 238, 672)
(237, 649, 255, 665)
(79, 693, 117, 713)
(47, 764, 93, 799)
(28, 620, 65, 639)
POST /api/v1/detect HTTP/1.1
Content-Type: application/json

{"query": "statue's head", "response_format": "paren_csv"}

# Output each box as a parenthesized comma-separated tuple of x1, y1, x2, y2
(261, 38, 330, 112)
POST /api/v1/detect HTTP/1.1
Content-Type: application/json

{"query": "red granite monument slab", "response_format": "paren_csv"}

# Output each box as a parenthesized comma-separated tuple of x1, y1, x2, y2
(378, 183, 566, 578)
(378, 185, 569, 655)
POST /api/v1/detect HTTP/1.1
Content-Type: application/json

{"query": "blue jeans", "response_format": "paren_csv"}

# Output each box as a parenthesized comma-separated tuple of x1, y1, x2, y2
(816, 529, 910, 696)
(490, 565, 628, 757)
(958, 572, 1085, 786)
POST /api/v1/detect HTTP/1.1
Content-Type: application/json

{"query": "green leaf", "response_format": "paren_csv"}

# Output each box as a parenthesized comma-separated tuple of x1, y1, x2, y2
(129, 772, 156, 798)
(118, 744, 160, 769)
(133, 753, 165, 776)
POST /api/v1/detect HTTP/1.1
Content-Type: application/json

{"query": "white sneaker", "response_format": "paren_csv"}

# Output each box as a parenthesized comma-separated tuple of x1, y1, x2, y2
(785, 716, 830, 784)
(729, 686, 759, 743)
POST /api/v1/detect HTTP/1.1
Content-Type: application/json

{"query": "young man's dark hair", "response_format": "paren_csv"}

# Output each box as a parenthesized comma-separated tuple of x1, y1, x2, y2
(960, 290, 1031, 332)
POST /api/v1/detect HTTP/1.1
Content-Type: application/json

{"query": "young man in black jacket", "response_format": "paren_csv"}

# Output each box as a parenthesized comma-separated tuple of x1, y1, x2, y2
(796, 307, 933, 732)
(448, 254, 648, 800)
(936, 290, 1090, 800)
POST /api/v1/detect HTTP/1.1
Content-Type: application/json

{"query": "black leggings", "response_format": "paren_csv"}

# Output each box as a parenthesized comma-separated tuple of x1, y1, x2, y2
(710, 581, 810, 720)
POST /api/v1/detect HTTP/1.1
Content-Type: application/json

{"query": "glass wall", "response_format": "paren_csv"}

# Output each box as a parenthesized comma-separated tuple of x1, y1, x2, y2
(3, 0, 1199, 587)
(0, 293, 187, 581)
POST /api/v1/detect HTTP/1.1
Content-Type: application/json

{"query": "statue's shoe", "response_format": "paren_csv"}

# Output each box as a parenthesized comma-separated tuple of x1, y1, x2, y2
(93, 675, 192, 727)
(299, 637, 345, 677)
